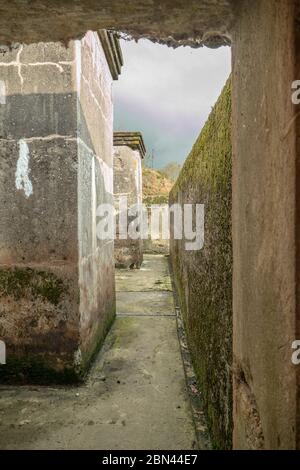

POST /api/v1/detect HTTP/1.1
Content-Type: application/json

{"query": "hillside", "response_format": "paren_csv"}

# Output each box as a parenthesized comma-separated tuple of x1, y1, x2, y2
(159, 162, 181, 182)
(142, 167, 173, 205)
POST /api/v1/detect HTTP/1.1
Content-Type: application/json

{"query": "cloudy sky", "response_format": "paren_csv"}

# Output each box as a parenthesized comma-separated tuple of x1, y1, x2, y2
(113, 39, 231, 169)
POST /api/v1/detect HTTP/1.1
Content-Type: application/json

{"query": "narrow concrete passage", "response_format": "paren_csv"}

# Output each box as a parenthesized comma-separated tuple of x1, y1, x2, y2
(0, 254, 197, 450)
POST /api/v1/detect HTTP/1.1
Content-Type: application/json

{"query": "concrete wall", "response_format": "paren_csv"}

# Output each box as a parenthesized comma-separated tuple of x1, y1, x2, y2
(231, 0, 299, 450)
(0, 32, 117, 383)
(0, 1, 234, 48)
(169, 79, 232, 449)
(114, 143, 143, 268)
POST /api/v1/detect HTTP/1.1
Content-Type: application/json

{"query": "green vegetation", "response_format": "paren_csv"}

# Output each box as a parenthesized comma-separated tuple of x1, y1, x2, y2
(159, 162, 182, 182)
(170, 77, 232, 449)
(172, 78, 231, 195)
(0, 267, 67, 305)
(142, 167, 173, 206)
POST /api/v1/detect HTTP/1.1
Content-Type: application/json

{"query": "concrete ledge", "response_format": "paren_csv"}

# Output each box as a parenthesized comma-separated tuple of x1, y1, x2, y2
(113, 132, 146, 159)
(98, 30, 123, 80)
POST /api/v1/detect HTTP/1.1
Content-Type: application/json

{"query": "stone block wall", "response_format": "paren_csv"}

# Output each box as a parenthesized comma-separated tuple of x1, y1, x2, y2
(113, 132, 145, 268)
(169, 78, 232, 449)
(0, 31, 122, 383)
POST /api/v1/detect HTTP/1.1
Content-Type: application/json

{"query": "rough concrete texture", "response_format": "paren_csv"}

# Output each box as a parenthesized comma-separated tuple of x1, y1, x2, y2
(231, 0, 299, 450)
(114, 136, 144, 268)
(0, 1, 235, 48)
(76, 32, 119, 371)
(117, 291, 174, 316)
(0, 33, 118, 382)
(0, 254, 199, 450)
(115, 254, 172, 292)
(170, 79, 232, 449)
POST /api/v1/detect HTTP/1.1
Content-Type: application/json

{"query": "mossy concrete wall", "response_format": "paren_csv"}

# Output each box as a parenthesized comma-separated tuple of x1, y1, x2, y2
(0, 33, 117, 383)
(169, 78, 232, 449)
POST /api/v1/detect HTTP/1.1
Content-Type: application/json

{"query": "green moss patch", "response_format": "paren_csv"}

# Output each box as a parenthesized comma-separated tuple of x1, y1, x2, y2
(79, 304, 116, 377)
(0, 267, 67, 305)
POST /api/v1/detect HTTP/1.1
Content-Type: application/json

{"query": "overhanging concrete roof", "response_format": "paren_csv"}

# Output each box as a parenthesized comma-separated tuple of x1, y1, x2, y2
(0, 1, 234, 48)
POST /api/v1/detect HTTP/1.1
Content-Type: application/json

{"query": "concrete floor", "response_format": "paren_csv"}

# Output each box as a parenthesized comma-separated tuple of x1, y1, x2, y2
(0, 254, 197, 450)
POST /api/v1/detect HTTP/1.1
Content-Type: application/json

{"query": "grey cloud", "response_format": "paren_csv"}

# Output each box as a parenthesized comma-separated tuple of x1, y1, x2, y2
(113, 39, 231, 168)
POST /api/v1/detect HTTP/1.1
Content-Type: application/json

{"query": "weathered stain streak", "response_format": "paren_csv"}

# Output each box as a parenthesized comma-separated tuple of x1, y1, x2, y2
(0, 80, 6, 104)
(15, 139, 33, 198)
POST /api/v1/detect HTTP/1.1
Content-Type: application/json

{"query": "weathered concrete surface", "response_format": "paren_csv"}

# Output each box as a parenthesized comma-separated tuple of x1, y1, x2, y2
(0, 254, 198, 450)
(115, 254, 172, 292)
(113, 133, 145, 269)
(0, 33, 120, 382)
(0, 1, 235, 48)
(231, 0, 299, 450)
(117, 291, 174, 316)
(76, 32, 120, 374)
(169, 79, 232, 449)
